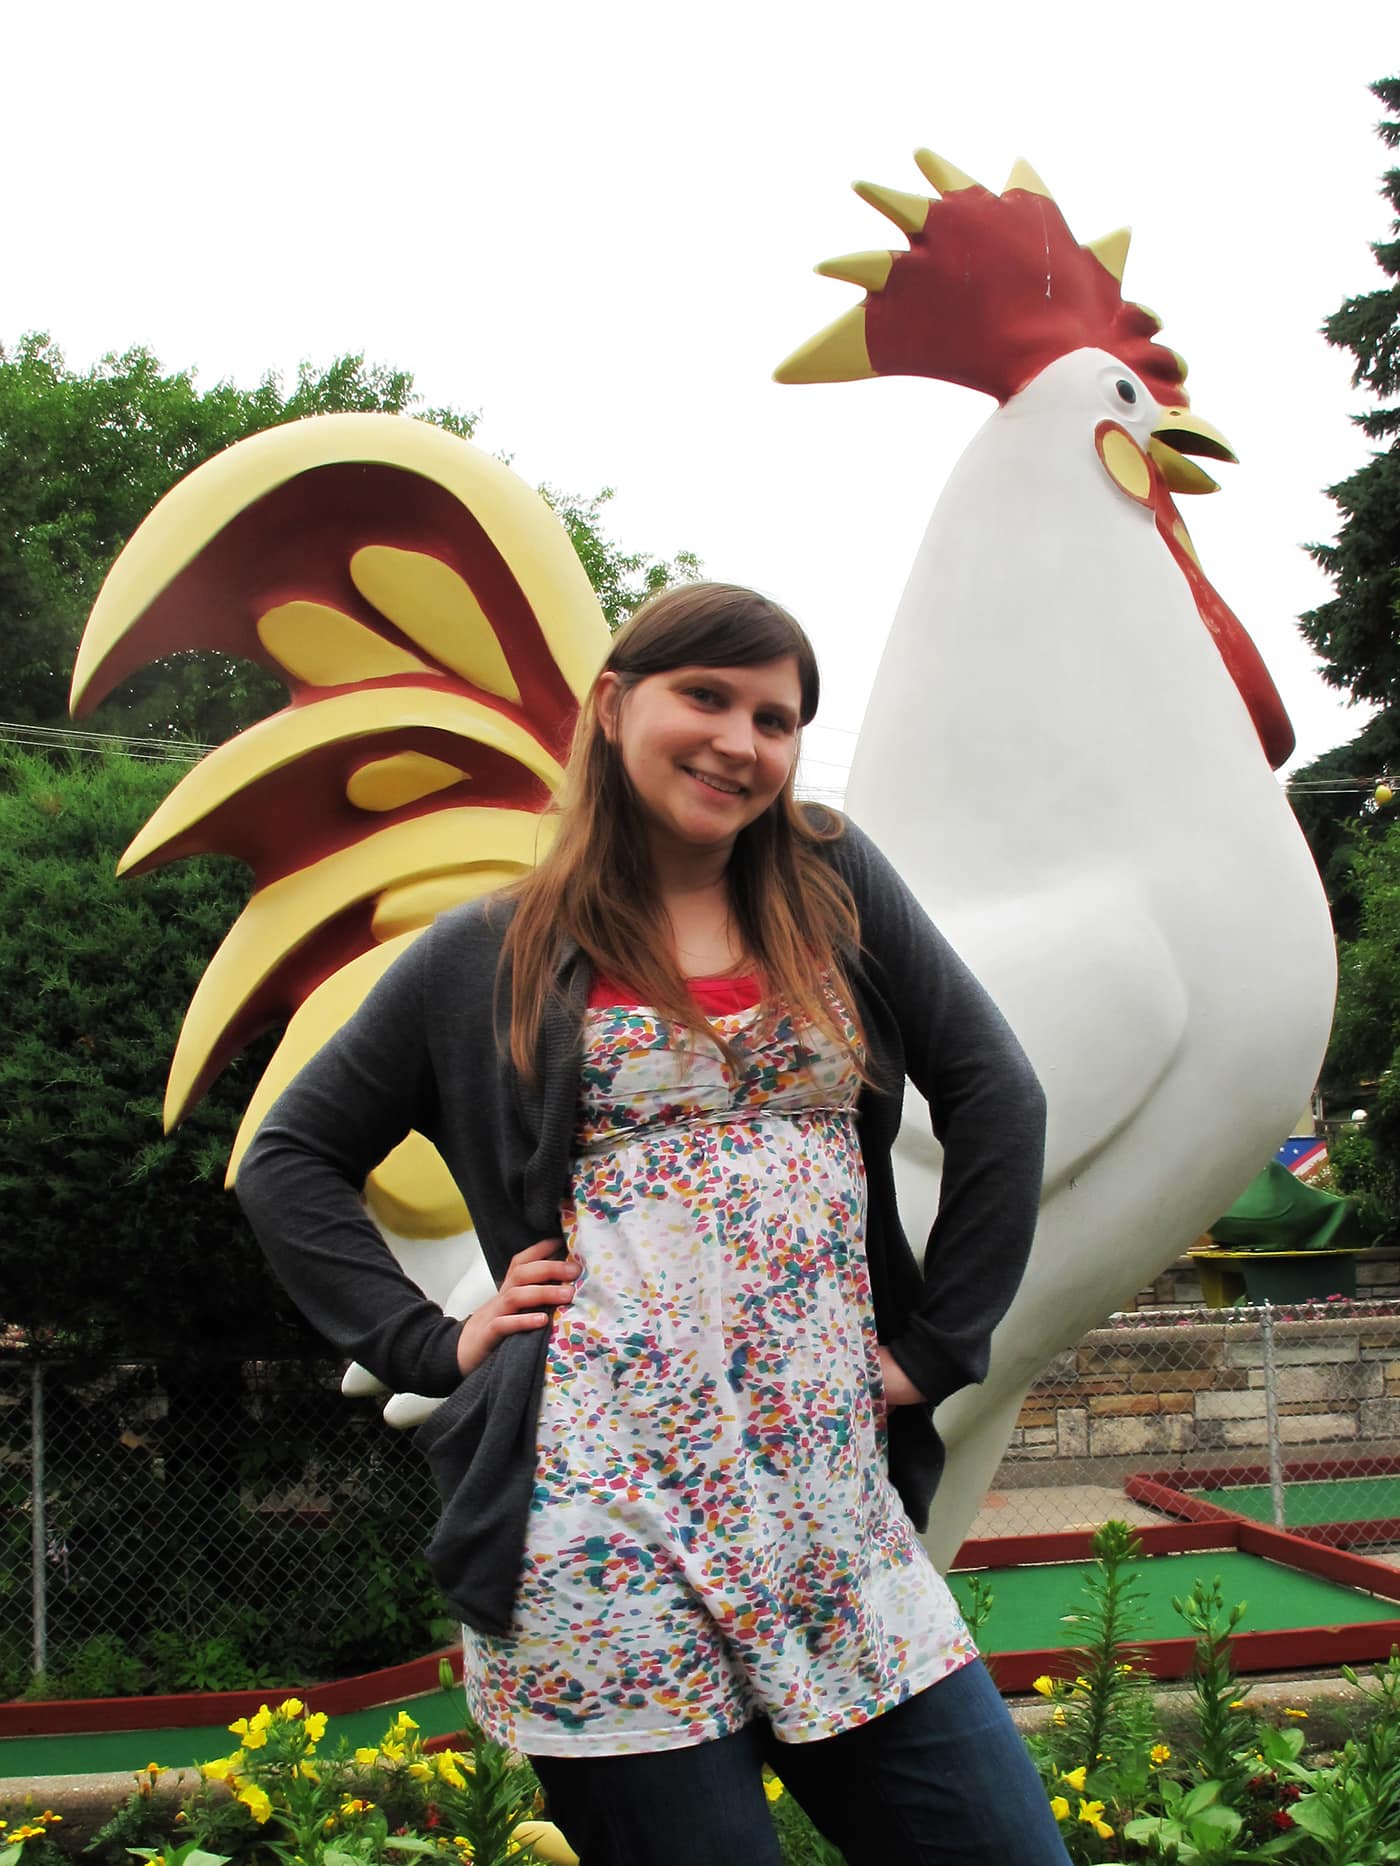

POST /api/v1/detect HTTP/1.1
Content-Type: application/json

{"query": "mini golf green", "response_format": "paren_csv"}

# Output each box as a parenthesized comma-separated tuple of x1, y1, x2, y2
(1190, 1475, 1400, 1528)
(0, 1687, 463, 1783)
(949, 1548, 1398, 1655)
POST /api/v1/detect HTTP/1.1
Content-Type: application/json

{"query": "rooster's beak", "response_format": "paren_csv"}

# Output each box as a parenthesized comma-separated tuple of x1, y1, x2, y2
(1147, 408, 1237, 496)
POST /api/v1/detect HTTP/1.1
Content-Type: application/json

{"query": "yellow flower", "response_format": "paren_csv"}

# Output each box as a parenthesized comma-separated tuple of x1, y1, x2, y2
(299, 1760, 320, 1782)
(1032, 1674, 1056, 1697)
(391, 1712, 420, 1735)
(380, 1740, 407, 1764)
(228, 1715, 268, 1751)
(1061, 1766, 1088, 1791)
(278, 1697, 305, 1719)
(1284, 1707, 1308, 1719)
(1051, 1708, 1067, 1727)
(39, 1815, 60, 1827)
(1049, 1796, 1070, 1822)
(354, 1746, 379, 1766)
(1229, 1699, 1246, 1709)
(409, 1761, 433, 1781)
(340, 1798, 374, 1817)
(251, 1705, 274, 1731)
(763, 1773, 785, 1804)
(1150, 1744, 1171, 1766)
(436, 1753, 468, 1790)
(1117, 1663, 1134, 1673)
(145, 1762, 161, 1776)
(1078, 1799, 1113, 1839)
(304, 1711, 328, 1743)
(200, 1755, 241, 1784)
(236, 1782, 273, 1825)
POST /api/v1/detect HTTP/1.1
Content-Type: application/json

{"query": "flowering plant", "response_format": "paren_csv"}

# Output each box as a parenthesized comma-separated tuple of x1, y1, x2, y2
(0, 1809, 64, 1866)
(1009, 1521, 1400, 1862)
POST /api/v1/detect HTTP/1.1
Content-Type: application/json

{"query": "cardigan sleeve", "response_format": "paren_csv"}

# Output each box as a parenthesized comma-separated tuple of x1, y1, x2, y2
(234, 926, 465, 1400)
(835, 818, 1047, 1408)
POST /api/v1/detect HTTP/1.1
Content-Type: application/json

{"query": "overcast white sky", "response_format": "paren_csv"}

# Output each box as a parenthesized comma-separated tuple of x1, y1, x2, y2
(7, 2, 1397, 794)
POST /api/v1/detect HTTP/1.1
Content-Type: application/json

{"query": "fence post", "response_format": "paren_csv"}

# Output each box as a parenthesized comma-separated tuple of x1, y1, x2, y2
(1259, 1303, 1287, 1530)
(30, 1361, 47, 1676)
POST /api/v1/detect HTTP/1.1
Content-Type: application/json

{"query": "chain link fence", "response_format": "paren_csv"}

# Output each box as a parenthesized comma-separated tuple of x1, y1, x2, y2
(972, 1248, 1400, 1564)
(1, 1357, 445, 1701)
(6, 1250, 1400, 1700)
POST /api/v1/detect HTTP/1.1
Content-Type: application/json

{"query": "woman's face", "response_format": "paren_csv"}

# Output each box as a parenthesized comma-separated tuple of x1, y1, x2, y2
(597, 656, 804, 868)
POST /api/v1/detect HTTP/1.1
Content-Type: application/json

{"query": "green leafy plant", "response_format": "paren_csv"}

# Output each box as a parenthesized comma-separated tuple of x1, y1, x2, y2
(1173, 1576, 1258, 1794)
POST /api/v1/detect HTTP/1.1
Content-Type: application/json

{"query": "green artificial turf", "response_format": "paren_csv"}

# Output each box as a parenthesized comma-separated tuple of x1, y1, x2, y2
(0, 1686, 464, 1783)
(1191, 1476, 1400, 1528)
(949, 1548, 1399, 1654)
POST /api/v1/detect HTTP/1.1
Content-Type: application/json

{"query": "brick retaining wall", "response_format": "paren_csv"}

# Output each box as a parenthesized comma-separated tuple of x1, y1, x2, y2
(1008, 1309, 1400, 1463)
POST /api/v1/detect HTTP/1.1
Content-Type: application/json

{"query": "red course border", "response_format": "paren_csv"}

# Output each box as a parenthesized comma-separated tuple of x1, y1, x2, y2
(1126, 1454, 1400, 1551)
(949, 1519, 1400, 1694)
(0, 1646, 465, 1742)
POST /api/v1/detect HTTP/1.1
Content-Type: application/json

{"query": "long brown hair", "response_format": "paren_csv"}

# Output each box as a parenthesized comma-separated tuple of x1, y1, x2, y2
(502, 582, 865, 1078)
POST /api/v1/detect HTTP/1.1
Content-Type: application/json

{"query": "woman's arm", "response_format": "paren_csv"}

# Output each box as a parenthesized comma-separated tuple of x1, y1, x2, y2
(836, 819, 1047, 1410)
(235, 929, 467, 1400)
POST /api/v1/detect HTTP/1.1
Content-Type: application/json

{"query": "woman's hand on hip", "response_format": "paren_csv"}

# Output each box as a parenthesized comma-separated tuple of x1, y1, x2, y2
(878, 1346, 927, 1410)
(455, 1238, 578, 1377)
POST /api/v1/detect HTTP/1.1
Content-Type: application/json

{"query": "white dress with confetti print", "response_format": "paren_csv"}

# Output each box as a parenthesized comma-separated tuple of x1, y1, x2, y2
(460, 978, 976, 1756)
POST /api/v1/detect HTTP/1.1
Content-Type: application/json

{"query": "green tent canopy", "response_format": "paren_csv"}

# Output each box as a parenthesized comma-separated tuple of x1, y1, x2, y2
(1209, 1161, 1368, 1254)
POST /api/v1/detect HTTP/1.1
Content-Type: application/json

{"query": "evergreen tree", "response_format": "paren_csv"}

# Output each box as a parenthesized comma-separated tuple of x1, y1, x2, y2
(1298, 76, 1400, 708)
(1290, 77, 1400, 935)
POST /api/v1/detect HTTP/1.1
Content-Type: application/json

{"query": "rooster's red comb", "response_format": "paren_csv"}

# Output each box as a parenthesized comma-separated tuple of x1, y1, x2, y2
(776, 151, 1189, 407)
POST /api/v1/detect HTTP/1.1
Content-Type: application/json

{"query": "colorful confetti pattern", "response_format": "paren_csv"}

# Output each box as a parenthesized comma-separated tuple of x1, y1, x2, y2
(461, 991, 975, 1755)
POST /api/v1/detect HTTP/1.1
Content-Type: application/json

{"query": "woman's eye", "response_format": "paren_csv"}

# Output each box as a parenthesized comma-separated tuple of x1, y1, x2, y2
(686, 686, 719, 705)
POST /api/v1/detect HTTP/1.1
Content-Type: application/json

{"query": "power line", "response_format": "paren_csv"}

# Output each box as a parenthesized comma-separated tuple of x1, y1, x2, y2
(0, 721, 212, 763)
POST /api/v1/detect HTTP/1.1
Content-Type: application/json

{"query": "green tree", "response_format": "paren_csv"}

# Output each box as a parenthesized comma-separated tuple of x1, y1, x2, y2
(1289, 77, 1400, 938)
(1297, 75, 1400, 710)
(1321, 816, 1400, 1242)
(0, 333, 696, 743)
(0, 743, 308, 1359)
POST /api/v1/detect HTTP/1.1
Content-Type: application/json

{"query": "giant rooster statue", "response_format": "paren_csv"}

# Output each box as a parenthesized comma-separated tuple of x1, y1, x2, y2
(775, 151, 1337, 1561)
(70, 145, 1336, 1568)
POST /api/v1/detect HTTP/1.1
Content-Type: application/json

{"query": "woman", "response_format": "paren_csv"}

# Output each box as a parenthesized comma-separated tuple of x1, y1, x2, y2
(237, 582, 1068, 1866)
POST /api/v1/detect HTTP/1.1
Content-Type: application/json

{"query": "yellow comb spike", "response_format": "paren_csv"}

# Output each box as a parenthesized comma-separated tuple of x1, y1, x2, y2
(165, 807, 548, 1129)
(1087, 227, 1132, 282)
(1169, 348, 1190, 384)
(852, 180, 929, 238)
(912, 148, 980, 194)
(773, 306, 875, 386)
(256, 602, 431, 686)
(347, 753, 468, 813)
(117, 687, 563, 876)
(814, 251, 894, 293)
(351, 547, 521, 703)
(1136, 304, 1164, 332)
(1002, 158, 1053, 198)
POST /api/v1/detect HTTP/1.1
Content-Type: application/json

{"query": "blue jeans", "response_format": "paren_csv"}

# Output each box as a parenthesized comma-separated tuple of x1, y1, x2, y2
(528, 1658, 1073, 1865)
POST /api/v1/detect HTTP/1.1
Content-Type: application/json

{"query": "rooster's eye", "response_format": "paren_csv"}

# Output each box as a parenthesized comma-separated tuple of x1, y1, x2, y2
(1115, 379, 1138, 405)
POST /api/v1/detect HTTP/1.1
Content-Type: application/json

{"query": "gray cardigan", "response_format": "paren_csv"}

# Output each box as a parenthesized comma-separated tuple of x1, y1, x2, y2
(236, 816, 1045, 1634)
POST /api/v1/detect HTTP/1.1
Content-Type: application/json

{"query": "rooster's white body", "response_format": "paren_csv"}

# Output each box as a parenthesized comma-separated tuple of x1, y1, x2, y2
(839, 351, 1336, 1561)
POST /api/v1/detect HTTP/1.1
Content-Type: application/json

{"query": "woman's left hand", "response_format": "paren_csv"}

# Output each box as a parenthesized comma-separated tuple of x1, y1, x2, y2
(878, 1346, 927, 1409)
